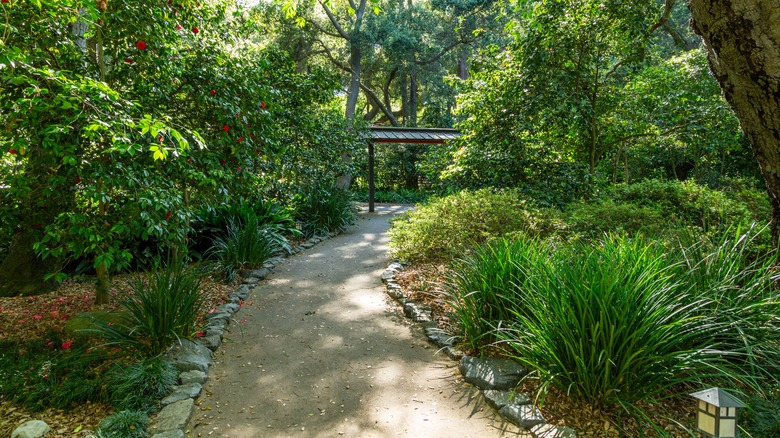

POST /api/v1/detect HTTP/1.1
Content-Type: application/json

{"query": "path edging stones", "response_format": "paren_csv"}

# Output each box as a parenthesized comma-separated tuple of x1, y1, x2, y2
(381, 262, 578, 437)
(146, 231, 339, 438)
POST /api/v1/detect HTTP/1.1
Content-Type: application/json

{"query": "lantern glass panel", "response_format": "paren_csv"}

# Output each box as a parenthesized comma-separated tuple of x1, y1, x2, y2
(720, 418, 736, 437)
(708, 403, 717, 415)
(698, 411, 716, 435)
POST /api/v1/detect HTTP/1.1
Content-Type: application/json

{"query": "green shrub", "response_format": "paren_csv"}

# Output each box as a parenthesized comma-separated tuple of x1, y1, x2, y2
(85, 257, 205, 357)
(565, 200, 667, 237)
(109, 356, 176, 413)
(353, 187, 433, 204)
(97, 410, 149, 438)
(744, 389, 780, 438)
(608, 179, 757, 232)
(207, 215, 289, 282)
(388, 188, 562, 262)
(191, 198, 298, 257)
(454, 231, 780, 431)
(294, 186, 357, 237)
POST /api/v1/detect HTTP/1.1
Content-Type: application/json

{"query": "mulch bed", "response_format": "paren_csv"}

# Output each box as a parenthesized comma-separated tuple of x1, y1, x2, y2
(0, 273, 237, 437)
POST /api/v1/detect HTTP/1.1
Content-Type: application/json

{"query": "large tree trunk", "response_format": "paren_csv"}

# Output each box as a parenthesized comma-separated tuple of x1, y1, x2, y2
(689, 0, 780, 243)
(409, 66, 418, 126)
(336, 0, 366, 190)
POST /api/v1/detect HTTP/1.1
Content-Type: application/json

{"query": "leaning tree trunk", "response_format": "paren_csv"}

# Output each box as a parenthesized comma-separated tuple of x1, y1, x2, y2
(689, 0, 780, 243)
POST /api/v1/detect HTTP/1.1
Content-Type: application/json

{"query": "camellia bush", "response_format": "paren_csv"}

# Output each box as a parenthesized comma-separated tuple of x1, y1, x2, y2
(0, 0, 360, 301)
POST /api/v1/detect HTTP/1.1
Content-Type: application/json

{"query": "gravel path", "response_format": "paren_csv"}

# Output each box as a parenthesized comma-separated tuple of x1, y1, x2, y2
(186, 205, 528, 438)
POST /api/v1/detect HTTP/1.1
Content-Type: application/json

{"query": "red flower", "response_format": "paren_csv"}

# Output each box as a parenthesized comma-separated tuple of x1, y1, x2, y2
(165, 210, 172, 220)
(237, 137, 242, 142)
(61, 341, 73, 349)
(75, 177, 82, 183)
(192, 26, 199, 34)
(210, 89, 216, 96)
(220, 159, 226, 165)
(176, 24, 182, 30)
(223, 125, 229, 132)
(33, 314, 42, 320)
(157, 135, 163, 142)
(255, 149, 261, 153)
(196, 331, 205, 337)
(0, 0, 8, 3)
(237, 167, 242, 172)
(124, 58, 134, 64)
(7, 148, 16, 154)
(187, 157, 193, 163)
(260, 101, 267, 109)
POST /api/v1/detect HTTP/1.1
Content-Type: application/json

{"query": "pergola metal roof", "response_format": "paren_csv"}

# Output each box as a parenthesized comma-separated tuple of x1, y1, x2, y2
(364, 126, 460, 213)
(369, 126, 461, 144)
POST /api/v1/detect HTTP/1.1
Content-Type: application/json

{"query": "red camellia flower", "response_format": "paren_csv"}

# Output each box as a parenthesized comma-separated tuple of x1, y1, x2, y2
(220, 159, 226, 165)
(237, 167, 242, 172)
(176, 24, 182, 30)
(260, 101, 267, 109)
(136, 40, 146, 51)
(61, 341, 73, 349)
(7, 148, 16, 154)
(210, 89, 216, 96)
(124, 58, 134, 64)
(165, 210, 172, 220)
(75, 177, 82, 183)
(187, 157, 193, 163)
(192, 26, 199, 34)
(196, 331, 205, 337)
(237, 137, 242, 142)
(223, 125, 229, 132)
(157, 135, 163, 142)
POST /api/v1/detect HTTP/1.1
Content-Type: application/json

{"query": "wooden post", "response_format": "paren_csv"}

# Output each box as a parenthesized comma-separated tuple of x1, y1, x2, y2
(368, 141, 375, 213)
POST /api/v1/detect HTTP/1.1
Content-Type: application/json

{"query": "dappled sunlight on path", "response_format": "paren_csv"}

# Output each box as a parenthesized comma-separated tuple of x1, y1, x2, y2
(186, 205, 527, 438)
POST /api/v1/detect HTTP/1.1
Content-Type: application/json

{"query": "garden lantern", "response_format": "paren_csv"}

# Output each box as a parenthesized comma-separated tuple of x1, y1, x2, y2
(690, 387, 745, 437)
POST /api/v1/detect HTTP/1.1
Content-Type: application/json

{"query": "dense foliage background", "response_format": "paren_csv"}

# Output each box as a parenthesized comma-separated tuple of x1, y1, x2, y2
(2, 0, 778, 435)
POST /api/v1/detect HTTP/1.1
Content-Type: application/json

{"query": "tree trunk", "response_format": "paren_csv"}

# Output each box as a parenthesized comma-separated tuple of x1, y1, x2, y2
(458, 50, 469, 80)
(336, 0, 366, 190)
(409, 66, 418, 126)
(401, 74, 408, 125)
(689, 0, 780, 243)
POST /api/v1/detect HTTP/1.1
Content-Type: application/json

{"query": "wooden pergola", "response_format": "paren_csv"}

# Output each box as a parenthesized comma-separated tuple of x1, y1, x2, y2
(366, 126, 461, 212)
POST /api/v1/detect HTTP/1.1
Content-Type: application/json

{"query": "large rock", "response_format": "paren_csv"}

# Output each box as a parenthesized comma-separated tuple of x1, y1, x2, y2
(167, 340, 213, 373)
(423, 323, 455, 348)
(161, 383, 202, 406)
(151, 430, 185, 438)
(11, 420, 50, 438)
(180, 370, 208, 385)
(499, 404, 545, 429)
(239, 268, 269, 280)
(483, 390, 531, 410)
(531, 424, 578, 438)
(150, 398, 195, 433)
(403, 300, 432, 322)
(459, 356, 528, 390)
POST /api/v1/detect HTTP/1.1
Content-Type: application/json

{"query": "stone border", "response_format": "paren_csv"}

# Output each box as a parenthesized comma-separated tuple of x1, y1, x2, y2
(381, 262, 577, 438)
(146, 232, 339, 438)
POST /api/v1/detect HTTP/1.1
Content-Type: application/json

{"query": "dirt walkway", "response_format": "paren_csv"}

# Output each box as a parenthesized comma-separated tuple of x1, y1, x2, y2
(186, 205, 528, 438)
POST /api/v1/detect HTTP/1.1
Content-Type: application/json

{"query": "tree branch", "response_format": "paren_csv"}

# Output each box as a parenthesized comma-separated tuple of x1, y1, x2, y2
(360, 82, 398, 126)
(316, 40, 353, 73)
(647, 0, 676, 37)
(318, 0, 349, 40)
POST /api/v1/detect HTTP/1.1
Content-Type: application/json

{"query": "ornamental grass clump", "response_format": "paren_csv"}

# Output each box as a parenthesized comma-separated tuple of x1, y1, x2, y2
(86, 257, 205, 357)
(207, 215, 290, 282)
(452, 231, 780, 431)
(447, 237, 550, 351)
